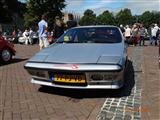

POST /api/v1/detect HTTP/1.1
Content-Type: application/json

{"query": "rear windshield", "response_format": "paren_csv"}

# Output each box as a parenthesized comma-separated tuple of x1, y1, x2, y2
(57, 27, 122, 43)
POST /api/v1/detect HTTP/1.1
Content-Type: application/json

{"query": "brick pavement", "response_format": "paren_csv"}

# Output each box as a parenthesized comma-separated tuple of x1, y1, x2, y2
(97, 46, 160, 120)
(0, 44, 159, 120)
(141, 46, 160, 120)
(0, 44, 106, 120)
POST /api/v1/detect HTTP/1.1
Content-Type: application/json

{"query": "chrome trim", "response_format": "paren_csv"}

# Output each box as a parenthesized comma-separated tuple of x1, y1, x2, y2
(25, 62, 121, 71)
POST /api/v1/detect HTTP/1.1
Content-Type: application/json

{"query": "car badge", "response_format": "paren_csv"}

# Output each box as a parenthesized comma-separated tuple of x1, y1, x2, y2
(71, 64, 79, 69)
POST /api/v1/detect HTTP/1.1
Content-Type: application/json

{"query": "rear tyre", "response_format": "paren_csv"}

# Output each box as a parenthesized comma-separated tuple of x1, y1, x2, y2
(0, 49, 12, 62)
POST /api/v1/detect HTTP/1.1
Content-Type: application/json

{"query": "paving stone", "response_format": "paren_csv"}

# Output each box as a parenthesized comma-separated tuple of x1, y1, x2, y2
(115, 113, 123, 118)
(113, 99, 119, 102)
(116, 109, 123, 114)
(124, 114, 132, 120)
(103, 107, 109, 111)
(114, 116, 123, 120)
(97, 47, 142, 120)
(111, 102, 118, 106)
(134, 116, 141, 119)
(109, 106, 117, 112)
(106, 101, 111, 105)
(106, 112, 114, 119)
(119, 102, 125, 106)
(117, 106, 124, 110)
(134, 112, 140, 116)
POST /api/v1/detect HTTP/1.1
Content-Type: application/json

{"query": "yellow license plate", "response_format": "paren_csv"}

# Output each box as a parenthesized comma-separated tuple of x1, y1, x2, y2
(54, 74, 86, 83)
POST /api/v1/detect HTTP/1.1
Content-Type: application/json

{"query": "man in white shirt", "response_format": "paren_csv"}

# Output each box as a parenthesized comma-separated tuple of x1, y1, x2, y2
(23, 29, 29, 45)
(29, 28, 33, 44)
(124, 25, 131, 44)
(38, 14, 49, 50)
(152, 24, 159, 46)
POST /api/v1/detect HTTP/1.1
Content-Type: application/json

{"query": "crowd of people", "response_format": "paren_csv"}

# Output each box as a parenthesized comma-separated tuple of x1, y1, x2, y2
(2, 13, 78, 48)
(120, 23, 160, 46)
(9, 27, 38, 45)
(2, 14, 159, 50)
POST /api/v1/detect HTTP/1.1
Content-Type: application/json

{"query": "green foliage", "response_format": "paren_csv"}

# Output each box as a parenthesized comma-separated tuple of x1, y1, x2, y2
(24, 0, 65, 27)
(139, 11, 154, 28)
(115, 8, 133, 25)
(96, 10, 115, 25)
(0, 0, 26, 23)
(80, 9, 133, 26)
(79, 9, 96, 26)
(153, 11, 160, 25)
(139, 11, 160, 28)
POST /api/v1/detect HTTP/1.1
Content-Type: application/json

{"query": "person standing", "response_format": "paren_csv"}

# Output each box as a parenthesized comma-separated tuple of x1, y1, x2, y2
(66, 14, 77, 29)
(148, 25, 154, 45)
(151, 24, 159, 46)
(139, 24, 147, 46)
(38, 14, 49, 50)
(120, 24, 125, 35)
(29, 28, 34, 44)
(17, 29, 22, 38)
(53, 16, 64, 39)
(124, 25, 131, 44)
(23, 29, 29, 45)
(12, 29, 18, 43)
(131, 24, 139, 46)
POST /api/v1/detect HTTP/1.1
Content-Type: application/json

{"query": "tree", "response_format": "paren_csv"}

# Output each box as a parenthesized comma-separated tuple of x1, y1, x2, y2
(153, 11, 160, 25)
(79, 9, 96, 26)
(139, 11, 160, 28)
(115, 8, 133, 26)
(0, 0, 11, 23)
(139, 11, 154, 28)
(96, 10, 115, 25)
(0, 0, 26, 23)
(24, 0, 65, 27)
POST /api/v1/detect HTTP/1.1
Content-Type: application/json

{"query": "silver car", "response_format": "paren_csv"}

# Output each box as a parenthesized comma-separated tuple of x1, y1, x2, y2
(24, 26, 128, 89)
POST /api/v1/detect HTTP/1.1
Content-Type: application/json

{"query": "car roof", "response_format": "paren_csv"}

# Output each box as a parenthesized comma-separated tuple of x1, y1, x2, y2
(72, 25, 119, 29)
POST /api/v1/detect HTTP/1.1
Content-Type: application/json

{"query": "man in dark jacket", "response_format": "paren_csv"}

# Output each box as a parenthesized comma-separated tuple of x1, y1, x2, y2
(53, 16, 64, 39)
(66, 14, 77, 29)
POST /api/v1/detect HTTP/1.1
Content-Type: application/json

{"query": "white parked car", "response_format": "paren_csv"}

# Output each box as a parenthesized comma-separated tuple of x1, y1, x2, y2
(25, 26, 128, 89)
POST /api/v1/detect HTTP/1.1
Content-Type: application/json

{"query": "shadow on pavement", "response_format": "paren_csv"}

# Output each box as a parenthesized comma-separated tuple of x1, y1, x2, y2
(0, 58, 27, 66)
(38, 60, 135, 99)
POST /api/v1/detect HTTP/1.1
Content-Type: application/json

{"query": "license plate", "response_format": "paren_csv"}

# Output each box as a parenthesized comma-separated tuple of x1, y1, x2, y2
(52, 74, 86, 83)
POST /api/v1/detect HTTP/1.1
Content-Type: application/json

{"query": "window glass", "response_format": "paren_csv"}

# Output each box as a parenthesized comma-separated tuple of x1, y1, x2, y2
(57, 27, 122, 43)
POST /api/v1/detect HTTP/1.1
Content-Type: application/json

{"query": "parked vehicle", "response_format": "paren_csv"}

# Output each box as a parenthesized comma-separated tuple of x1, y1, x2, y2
(18, 36, 27, 44)
(0, 36, 16, 62)
(25, 26, 128, 89)
(18, 30, 30, 44)
(18, 31, 39, 45)
(2, 32, 15, 43)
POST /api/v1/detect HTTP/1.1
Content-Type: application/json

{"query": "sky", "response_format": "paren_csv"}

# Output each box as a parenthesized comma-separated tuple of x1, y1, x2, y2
(19, 0, 160, 15)
(64, 0, 160, 15)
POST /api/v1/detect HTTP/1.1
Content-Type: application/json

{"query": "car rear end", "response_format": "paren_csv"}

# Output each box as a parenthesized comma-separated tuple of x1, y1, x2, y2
(0, 36, 16, 62)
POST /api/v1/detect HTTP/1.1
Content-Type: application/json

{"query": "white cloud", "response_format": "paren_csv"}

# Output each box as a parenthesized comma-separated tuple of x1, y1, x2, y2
(65, 0, 83, 6)
(93, 0, 160, 15)
(125, 0, 160, 15)
(64, 0, 160, 15)
(83, 0, 113, 10)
